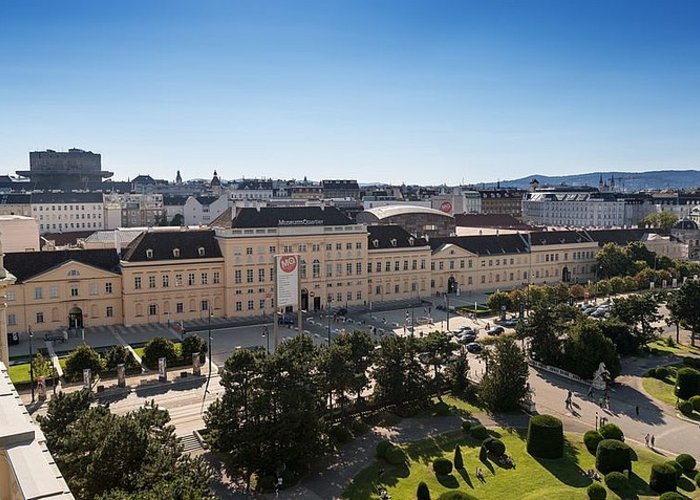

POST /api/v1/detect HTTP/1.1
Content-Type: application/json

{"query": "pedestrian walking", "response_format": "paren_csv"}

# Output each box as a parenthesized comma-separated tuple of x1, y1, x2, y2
(587, 385, 594, 397)
(645, 434, 650, 447)
(635, 405, 640, 417)
(651, 435, 656, 448)
(598, 396, 604, 407)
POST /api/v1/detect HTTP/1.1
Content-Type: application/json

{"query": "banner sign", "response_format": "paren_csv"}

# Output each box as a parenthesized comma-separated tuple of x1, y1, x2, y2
(276, 254, 299, 307)
(83, 369, 91, 389)
(158, 357, 167, 382)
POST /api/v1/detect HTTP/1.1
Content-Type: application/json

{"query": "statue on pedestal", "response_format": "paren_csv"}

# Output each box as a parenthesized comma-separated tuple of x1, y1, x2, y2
(591, 362, 610, 391)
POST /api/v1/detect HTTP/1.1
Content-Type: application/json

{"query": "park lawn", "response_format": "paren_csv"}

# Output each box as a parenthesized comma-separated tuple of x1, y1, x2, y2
(647, 339, 700, 357)
(441, 394, 484, 417)
(342, 429, 693, 500)
(132, 347, 146, 359)
(8, 358, 67, 385)
(642, 365, 680, 408)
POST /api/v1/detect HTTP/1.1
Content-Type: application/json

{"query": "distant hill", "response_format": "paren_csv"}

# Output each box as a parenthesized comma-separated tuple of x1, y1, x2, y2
(490, 170, 700, 191)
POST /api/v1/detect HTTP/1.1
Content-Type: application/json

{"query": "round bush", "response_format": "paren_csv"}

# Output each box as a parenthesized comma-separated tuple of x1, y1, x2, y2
(695, 470, 700, 487)
(675, 367, 700, 400)
(142, 336, 178, 370)
(649, 462, 678, 493)
(470, 424, 488, 440)
(676, 453, 697, 472)
(666, 460, 683, 479)
(181, 333, 208, 364)
(689, 395, 700, 412)
(659, 492, 685, 500)
(527, 414, 564, 459)
(483, 437, 506, 458)
(432, 457, 453, 475)
(587, 482, 607, 500)
(684, 357, 700, 369)
(678, 400, 693, 415)
(328, 425, 353, 444)
(385, 445, 406, 465)
(417, 481, 431, 500)
(461, 420, 472, 433)
(437, 492, 478, 500)
(595, 439, 632, 474)
(434, 401, 451, 416)
(599, 423, 624, 441)
(104, 345, 138, 370)
(604, 471, 629, 491)
(64, 344, 103, 382)
(255, 475, 276, 492)
(655, 366, 670, 379)
(376, 439, 392, 459)
(584, 430, 604, 455)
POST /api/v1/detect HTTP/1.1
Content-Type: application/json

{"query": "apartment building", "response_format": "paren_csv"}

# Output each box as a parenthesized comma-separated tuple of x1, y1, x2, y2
(183, 194, 229, 226)
(30, 192, 105, 233)
(104, 193, 166, 228)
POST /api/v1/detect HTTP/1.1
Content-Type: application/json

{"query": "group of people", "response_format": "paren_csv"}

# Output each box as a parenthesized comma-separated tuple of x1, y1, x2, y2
(645, 433, 656, 448)
(581, 469, 602, 481)
(497, 454, 516, 468)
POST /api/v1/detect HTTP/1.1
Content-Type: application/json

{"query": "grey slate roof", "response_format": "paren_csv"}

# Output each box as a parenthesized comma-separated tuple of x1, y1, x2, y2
(4, 249, 120, 282)
(31, 192, 103, 204)
(121, 230, 222, 262)
(230, 206, 354, 228)
(430, 234, 528, 255)
(367, 225, 428, 250)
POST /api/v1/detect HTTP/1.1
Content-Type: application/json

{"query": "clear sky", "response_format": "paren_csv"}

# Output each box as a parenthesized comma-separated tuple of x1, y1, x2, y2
(1, 0, 699, 185)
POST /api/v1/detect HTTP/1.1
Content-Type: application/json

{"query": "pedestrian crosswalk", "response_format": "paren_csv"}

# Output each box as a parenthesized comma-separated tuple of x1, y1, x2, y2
(179, 433, 203, 453)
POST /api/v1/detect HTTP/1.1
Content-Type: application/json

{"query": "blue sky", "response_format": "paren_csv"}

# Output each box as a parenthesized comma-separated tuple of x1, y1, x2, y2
(1, 0, 699, 184)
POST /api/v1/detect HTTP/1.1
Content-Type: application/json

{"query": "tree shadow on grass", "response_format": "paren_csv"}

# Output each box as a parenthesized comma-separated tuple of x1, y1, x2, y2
(404, 431, 469, 464)
(534, 437, 592, 488)
(627, 472, 654, 498)
(457, 468, 474, 489)
(437, 473, 459, 488)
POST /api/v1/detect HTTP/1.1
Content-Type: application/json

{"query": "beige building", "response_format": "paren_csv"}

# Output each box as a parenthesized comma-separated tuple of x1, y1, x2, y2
(0, 215, 40, 253)
(120, 229, 225, 326)
(0, 243, 16, 367)
(4, 250, 122, 335)
(214, 206, 368, 316)
(0, 194, 31, 217)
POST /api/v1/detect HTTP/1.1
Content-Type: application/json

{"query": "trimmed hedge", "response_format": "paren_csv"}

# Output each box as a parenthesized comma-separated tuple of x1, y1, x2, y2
(434, 401, 451, 416)
(376, 440, 392, 458)
(587, 482, 607, 500)
(659, 492, 686, 500)
(461, 420, 472, 433)
(470, 424, 488, 440)
(650, 462, 678, 493)
(675, 453, 696, 472)
(385, 445, 406, 465)
(648, 366, 670, 380)
(527, 414, 564, 459)
(696, 471, 700, 487)
(684, 357, 700, 370)
(666, 460, 683, 479)
(433, 458, 453, 475)
(598, 423, 624, 441)
(417, 481, 431, 500)
(437, 492, 478, 500)
(690, 395, 700, 412)
(679, 401, 694, 415)
(584, 430, 604, 454)
(595, 439, 632, 474)
(604, 471, 628, 492)
(675, 367, 700, 400)
(482, 437, 506, 458)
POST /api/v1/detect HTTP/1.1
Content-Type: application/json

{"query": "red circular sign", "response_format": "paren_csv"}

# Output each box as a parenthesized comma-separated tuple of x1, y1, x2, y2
(279, 255, 297, 273)
(440, 201, 452, 213)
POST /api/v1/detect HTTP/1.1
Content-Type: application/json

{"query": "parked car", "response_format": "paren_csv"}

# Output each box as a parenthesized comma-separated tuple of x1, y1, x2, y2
(486, 326, 505, 336)
(499, 319, 519, 328)
(458, 333, 477, 344)
(466, 342, 482, 354)
(582, 307, 597, 315)
(457, 326, 475, 335)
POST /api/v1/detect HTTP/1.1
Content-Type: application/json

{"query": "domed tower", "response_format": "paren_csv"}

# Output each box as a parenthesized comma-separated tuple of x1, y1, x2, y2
(210, 170, 222, 195)
(175, 170, 182, 184)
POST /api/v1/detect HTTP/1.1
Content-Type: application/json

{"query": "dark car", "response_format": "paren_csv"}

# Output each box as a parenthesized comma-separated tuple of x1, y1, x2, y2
(466, 342, 482, 354)
(486, 326, 505, 336)
(499, 320, 519, 328)
(458, 333, 477, 344)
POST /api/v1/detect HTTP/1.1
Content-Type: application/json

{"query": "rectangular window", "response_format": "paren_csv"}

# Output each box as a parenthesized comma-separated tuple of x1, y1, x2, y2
(36, 312, 44, 323)
(201, 272, 208, 285)
(246, 269, 254, 283)
(34, 287, 43, 299)
(8, 313, 16, 325)
(247, 300, 254, 310)
(176, 302, 184, 313)
(105, 282, 113, 294)
(421, 259, 426, 270)
(188, 273, 196, 286)
(394, 284, 400, 293)
(385, 261, 391, 272)
(326, 243, 332, 251)
(460, 260, 465, 269)
(356, 262, 362, 275)
(246, 247, 253, 255)
(336, 263, 343, 276)
(149, 276, 156, 289)
(162, 275, 169, 288)
(134, 277, 142, 289)
(175, 274, 183, 286)
(149, 304, 157, 315)
(439, 262, 444, 270)
(356, 291, 362, 300)
(259, 299, 266, 309)
(7, 291, 15, 301)
(449, 260, 454, 270)
(404, 261, 409, 271)
(50, 286, 59, 298)
(336, 243, 342, 250)
(258, 268, 265, 282)
(326, 263, 333, 277)
(106, 306, 113, 318)
(89, 284, 98, 295)
(347, 291, 352, 301)
(235, 301, 242, 311)
(468, 276, 473, 285)
(213, 271, 220, 284)
(269, 246, 276, 254)
(71, 286, 79, 297)
(235, 270, 242, 284)
(394, 261, 399, 271)
(346, 263, 352, 275)
(367, 262, 372, 273)
(412, 260, 417, 270)
(201, 300, 209, 311)
(337, 292, 342, 302)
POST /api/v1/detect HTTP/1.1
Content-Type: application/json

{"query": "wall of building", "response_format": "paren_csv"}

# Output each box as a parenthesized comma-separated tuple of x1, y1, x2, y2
(0, 216, 40, 253)
(367, 246, 432, 304)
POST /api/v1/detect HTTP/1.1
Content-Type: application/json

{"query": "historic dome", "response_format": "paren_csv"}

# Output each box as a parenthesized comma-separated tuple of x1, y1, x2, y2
(210, 170, 221, 187)
(673, 218, 699, 230)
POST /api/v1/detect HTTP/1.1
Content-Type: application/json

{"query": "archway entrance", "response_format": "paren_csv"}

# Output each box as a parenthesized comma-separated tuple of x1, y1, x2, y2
(301, 288, 309, 311)
(447, 276, 457, 293)
(561, 267, 571, 283)
(69, 306, 83, 329)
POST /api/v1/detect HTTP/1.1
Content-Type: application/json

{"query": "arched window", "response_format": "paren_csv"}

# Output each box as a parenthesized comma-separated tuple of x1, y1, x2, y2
(312, 259, 320, 279)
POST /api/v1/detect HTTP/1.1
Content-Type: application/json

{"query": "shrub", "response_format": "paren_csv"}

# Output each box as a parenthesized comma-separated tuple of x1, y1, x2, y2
(461, 420, 472, 433)
(655, 366, 670, 379)
(181, 333, 208, 364)
(584, 430, 604, 454)
(104, 345, 138, 370)
(595, 439, 632, 474)
(666, 460, 683, 479)
(417, 481, 431, 500)
(675, 454, 695, 472)
(470, 424, 488, 440)
(649, 462, 678, 493)
(679, 400, 694, 415)
(599, 423, 624, 441)
(675, 367, 700, 400)
(437, 492, 478, 500)
(254, 475, 276, 492)
(696, 470, 700, 487)
(142, 336, 178, 370)
(587, 482, 607, 500)
(385, 445, 406, 465)
(604, 471, 629, 492)
(683, 357, 700, 370)
(328, 424, 353, 444)
(432, 457, 453, 475)
(659, 492, 686, 500)
(64, 344, 103, 382)
(483, 437, 506, 458)
(453, 445, 464, 470)
(434, 401, 451, 416)
(376, 440, 392, 459)
(690, 395, 700, 412)
(527, 414, 564, 459)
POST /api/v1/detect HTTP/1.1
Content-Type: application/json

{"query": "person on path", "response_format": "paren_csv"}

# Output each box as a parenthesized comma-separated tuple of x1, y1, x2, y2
(636, 405, 640, 417)
(645, 434, 650, 447)
(651, 435, 656, 448)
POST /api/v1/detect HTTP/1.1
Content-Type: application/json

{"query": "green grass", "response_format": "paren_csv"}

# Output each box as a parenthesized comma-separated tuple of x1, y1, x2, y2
(132, 347, 146, 359)
(342, 429, 696, 500)
(642, 365, 681, 407)
(8, 358, 67, 385)
(442, 394, 484, 417)
(647, 339, 700, 357)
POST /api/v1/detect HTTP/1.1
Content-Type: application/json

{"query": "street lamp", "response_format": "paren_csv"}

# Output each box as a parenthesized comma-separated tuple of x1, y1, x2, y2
(207, 310, 213, 376)
(29, 326, 35, 403)
(327, 297, 333, 346)
(262, 325, 270, 354)
(443, 292, 450, 332)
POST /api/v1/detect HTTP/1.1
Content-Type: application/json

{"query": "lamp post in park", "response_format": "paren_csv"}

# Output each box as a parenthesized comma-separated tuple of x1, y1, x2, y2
(28, 326, 35, 403)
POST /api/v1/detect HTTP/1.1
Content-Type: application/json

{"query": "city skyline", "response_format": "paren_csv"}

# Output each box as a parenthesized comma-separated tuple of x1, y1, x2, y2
(2, 1, 700, 184)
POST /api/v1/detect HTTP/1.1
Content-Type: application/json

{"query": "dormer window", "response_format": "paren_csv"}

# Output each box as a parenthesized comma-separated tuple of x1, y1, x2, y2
(198, 247, 205, 257)
(67, 269, 80, 277)
(146, 249, 154, 259)
(372, 239, 379, 248)
(173, 248, 181, 258)
(390, 238, 397, 247)
(408, 237, 415, 246)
